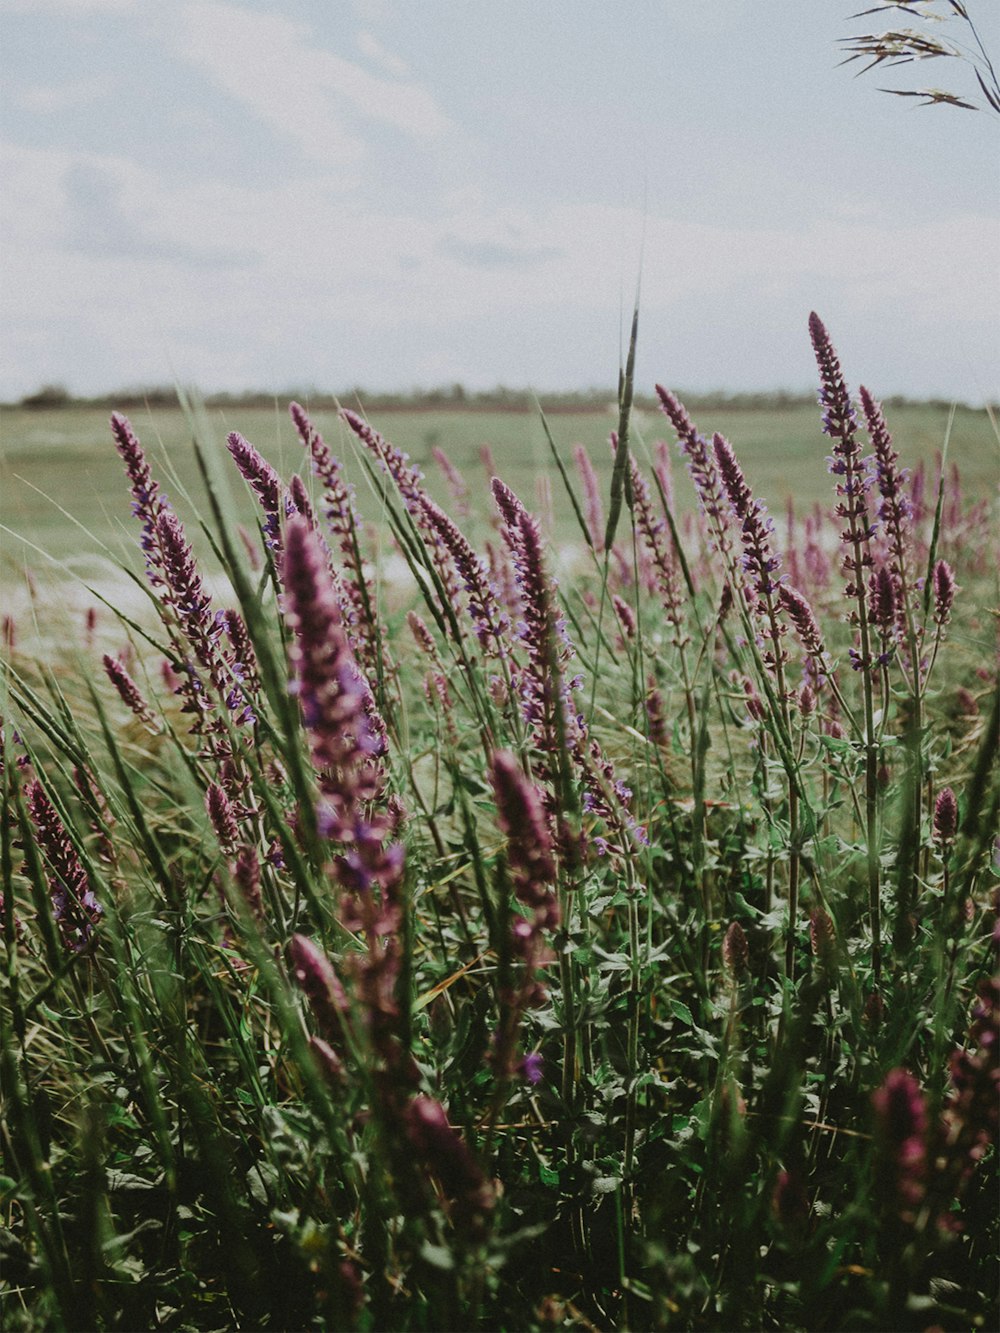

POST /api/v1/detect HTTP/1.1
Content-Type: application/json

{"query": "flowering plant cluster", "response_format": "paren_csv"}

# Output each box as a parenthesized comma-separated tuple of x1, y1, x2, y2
(2, 314, 996, 1332)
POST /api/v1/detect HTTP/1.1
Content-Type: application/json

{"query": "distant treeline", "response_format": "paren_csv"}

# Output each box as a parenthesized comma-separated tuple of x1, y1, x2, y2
(9, 381, 989, 414)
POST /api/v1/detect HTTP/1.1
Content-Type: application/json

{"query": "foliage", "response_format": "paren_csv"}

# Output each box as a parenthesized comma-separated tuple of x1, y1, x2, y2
(1, 313, 998, 1331)
(840, 1, 1000, 115)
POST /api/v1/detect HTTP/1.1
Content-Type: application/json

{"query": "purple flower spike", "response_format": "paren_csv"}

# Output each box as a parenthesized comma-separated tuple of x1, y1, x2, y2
(933, 559, 957, 626)
(873, 1068, 927, 1223)
(714, 433, 783, 603)
(282, 516, 387, 832)
(722, 921, 749, 976)
(572, 442, 605, 552)
(431, 444, 470, 518)
(289, 402, 381, 677)
(809, 312, 860, 449)
(206, 781, 239, 854)
(419, 494, 509, 653)
(778, 586, 826, 663)
(655, 387, 732, 556)
(491, 750, 558, 912)
(110, 412, 171, 585)
(868, 565, 897, 635)
(404, 1095, 494, 1236)
(860, 386, 913, 622)
(227, 431, 285, 552)
(933, 786, 958, 845)
(102, 654, 157, 727)
(24, 779, 102, 950)
(288, 933, 350, 1042)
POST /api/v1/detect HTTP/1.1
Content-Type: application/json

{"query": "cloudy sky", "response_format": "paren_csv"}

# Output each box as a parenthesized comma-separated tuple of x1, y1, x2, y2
(1, 0, 998, 401)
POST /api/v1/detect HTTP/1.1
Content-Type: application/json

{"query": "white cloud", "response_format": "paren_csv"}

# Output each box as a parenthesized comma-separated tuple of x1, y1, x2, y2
(168, 1, 452, 169)
(8, 77, 108, 114)
(357, 30, 409, 78)
(1, 135, 996, 399)
(0, 0, 136, 12)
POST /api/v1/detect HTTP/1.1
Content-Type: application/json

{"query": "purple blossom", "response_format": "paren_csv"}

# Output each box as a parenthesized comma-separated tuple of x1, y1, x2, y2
(572, 442, 605, 552)
(282, 516, 387, 837)
(809, 908, 835, 968)
(520, 1051, 544, 1085)
(933, 559, 957, 626)
(873, 1068, 927, 1223)
(233, 844, 263, 920)
(431, 444, 471, 518)
(418, 494, 509, 652)
(622, 448, 686, 643)
(403, 1096, 494, 1237)
(289, 402, 382, 678)
(933, 786, 958, 845)
(722, 921, 749, 976)
(778, 586, 826, 664)
(110, 412, 171, 585)
(226, 431, 284, 552)
(24, 778, 102, 950)
(206, 781, 239, 854)
(860, 386, 913, 625)
(102, 654, 157, 727)
(868, 564, 897, 632)
(944, 978, 999, 1196)
(655, 386, 733, 553)
(288, 933, 350, 1043)
(342, 408, 460, 606)
(713, 433, 784, 602)
(491, 750, 558, 921)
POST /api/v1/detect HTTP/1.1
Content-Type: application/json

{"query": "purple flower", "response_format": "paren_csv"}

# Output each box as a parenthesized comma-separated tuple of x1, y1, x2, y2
(233, 844, 263, 920)
(290, 402, 384, 678)
(110, 412, 171, 585)
(873, 1068, 927, 1222)
(655, 386, 733, 552)
(24, 778, 102, 950)
(520, 1051, 544, 1085)
(418, 494, 509, 652)
(860, 386, 913, 625)
(944, 978, 999, 1197)
(714, 434, 782, 591)
(431, 444, 470, 518)
(621, 447, 686, 642)
(778, 586, 825, 663)
(282, 516, 387, 835)
(573, 442, 605, 552)
(868, 564, 896, 632)
(403, 1095, 494, 1237)
(342, 408, 460, 606)
(809, 909, 836, 968)
(809, 314, 875, 594)
(226, 431, 284, 552)
(288, 933, 350, 1042)
(933, 559, 957, 626)
(102, 654, 157, 727)
(722, 921, 749, 976)
(491, 750, 558, 916)
(933, 786, 958, 845)
(206, 781, 239, 854)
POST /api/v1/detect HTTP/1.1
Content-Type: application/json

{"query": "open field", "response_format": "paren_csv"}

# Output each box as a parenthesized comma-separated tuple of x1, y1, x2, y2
(2, 361, 998, 1330)
(2, 401, 997, 578)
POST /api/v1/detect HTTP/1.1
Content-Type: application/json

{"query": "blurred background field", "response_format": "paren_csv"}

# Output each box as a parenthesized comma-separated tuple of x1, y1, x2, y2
(2, 399, 996, 583)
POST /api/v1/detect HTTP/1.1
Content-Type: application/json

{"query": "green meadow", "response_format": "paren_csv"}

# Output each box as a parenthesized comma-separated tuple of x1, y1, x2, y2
(2, 400, 995, 575)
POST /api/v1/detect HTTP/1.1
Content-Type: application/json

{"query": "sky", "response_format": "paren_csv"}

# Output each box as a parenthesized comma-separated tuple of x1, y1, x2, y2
(1, 0, 998, 402)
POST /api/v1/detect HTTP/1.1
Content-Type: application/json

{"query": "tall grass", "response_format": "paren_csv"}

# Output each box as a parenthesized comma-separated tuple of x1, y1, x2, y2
(1, 314, 997, 1332)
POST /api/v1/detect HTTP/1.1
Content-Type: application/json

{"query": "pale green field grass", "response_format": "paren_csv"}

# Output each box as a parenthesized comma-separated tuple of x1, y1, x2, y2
(2, 401, 996, 582)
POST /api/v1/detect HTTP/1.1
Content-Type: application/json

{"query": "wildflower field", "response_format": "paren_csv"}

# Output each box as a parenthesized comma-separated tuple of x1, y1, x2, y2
(1, 314, 997, 1332)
